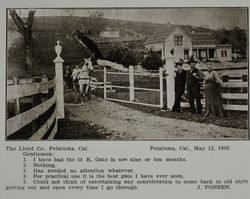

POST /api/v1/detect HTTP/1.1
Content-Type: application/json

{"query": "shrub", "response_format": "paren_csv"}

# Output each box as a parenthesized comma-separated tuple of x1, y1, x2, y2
(107, 47, 137, 67)
(133, 50, 144, 64)
(141, 50, 163, 70)
(107, 47, 124, 63)
(119, 49, 137, 67)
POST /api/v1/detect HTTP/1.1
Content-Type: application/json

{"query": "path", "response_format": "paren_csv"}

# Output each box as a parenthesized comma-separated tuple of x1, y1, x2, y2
(65, 95, 247, 140)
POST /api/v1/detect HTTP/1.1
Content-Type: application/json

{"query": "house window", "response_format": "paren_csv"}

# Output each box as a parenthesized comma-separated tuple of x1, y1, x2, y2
(224, 50, 227, 57)
(184, 50, 189, 59)
(174, 36, 182, 46)
(156, 50, 162, 58)
(221, 50, 224, 57)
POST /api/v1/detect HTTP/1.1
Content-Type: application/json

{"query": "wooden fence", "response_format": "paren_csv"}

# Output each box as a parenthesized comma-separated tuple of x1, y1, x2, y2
(99, 65, 248, 112)
(181, 74, 248, 111)
(7, 76, 57, 140)
(7, 41, 65, 140)
(220, 74, 248, 111)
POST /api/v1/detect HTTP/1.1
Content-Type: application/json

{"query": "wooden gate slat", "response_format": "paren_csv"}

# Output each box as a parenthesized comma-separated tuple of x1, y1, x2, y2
(48, 118, 58, 140)
(223, 104, 248, 111)
(221, 93, 248, 100)
(28, 109, 57, 140)
(7, 93, 56, 137)
(221, 82, 248, 88)
(7, 78, 55, 101)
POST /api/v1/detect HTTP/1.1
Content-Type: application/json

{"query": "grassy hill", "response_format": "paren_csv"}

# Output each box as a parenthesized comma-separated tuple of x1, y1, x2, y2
(7, 15, 213, 78)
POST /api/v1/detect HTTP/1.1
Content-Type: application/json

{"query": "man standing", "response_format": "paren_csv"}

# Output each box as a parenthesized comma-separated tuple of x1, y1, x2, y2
(71, 65, 81, 81)
(185, 58, 204, 114)
(172, 59, 187, 112)
(64, 65, 72, 90)
(71, 65, 81, 92)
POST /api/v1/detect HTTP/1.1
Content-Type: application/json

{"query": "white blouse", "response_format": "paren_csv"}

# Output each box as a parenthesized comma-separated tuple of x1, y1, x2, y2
(204, 70, 221, 84)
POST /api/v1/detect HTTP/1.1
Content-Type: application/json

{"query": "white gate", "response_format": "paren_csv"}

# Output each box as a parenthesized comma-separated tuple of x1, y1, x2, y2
(103, 66, 165, 108)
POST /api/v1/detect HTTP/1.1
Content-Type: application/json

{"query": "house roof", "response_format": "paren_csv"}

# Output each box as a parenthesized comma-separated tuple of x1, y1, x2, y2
(144, 26, 175, 45)
(144, 25, 217, 46)
(191, 32, 217, 46)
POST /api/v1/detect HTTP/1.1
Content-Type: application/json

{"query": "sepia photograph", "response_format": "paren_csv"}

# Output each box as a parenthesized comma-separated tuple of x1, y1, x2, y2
(6, 7, 248, 140)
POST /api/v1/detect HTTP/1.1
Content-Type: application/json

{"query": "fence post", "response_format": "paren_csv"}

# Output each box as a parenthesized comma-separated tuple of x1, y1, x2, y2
(32, 77, 42, 133)
(12, 77, 20, 115)
(129, 65, 135, 101)
(53, 40, 65, 119)
(104, 67, 107, 99)
(159, 67, 164, 108)
(165, 57, 175, 109)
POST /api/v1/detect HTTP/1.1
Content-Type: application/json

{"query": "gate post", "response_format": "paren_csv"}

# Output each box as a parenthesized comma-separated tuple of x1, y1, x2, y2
(53, 40, 65, 119)
(104, 66, 107, 99)
(165, 57, 175, 110)
(129, 65, 135, 101)
(159, 67, 164, 108)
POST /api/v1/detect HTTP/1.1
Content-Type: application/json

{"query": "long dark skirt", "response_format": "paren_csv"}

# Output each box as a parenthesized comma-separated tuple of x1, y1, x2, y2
(204, 82, 224, 117)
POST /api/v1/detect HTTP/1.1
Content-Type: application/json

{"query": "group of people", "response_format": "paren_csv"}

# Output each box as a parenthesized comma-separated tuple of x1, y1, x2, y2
(172, 57, 224, 117)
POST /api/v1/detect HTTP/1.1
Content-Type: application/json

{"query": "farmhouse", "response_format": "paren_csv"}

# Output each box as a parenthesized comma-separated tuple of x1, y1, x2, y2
(144, 25, 232, 62)
(144, 25, 192, 61)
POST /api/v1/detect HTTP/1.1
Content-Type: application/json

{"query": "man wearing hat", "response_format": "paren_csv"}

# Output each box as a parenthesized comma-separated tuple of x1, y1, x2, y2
(172, 58, 187, 112)
(185, 56, 204, 114)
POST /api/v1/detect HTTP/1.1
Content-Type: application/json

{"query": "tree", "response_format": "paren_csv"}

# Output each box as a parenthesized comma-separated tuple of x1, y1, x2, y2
(229, 27, 247, 58)
(61, 9, 76, 33)
(9, 9, 36, 76)
(107, 46, 124, 63)
(74, 29, 103, 63)
(87, 10, 105, 36)
(141, 50, 163, 70)
(213, 27, 247, 58)
(120, 48, 137, 67)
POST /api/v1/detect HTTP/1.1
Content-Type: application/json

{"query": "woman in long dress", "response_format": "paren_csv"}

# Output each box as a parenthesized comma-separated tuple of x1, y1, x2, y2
(204, 64, 224, 117)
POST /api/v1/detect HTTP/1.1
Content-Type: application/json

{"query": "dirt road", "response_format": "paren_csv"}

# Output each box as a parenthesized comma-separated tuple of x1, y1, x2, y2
(64, 94, 247, 140)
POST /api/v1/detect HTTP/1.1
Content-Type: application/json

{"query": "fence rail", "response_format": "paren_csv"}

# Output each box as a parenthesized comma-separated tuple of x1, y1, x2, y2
(181, 74, 248, 111)
(103, 66, 164, 108)
(29, 107, 57, 140)
(221, 81, 247, 88)
(220, 74, 248, 111)
(6, 41, 66, 140)
(7, 76, 57, 139)
(8, 79, 55, 101)
(223, 104, 247, 111)
(98, 65, 248, 112)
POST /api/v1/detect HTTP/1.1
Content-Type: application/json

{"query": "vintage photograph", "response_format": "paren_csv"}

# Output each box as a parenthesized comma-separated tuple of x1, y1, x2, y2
(6, 8, 248, 140)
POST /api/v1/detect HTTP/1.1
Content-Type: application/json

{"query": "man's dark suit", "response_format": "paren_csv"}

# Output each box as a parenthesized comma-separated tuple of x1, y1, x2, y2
(172, 69, 187, 112)
(186, 67, 203, 114)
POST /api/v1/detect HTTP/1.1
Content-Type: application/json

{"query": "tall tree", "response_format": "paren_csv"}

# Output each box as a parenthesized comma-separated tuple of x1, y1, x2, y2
(74, 29, 103, 63)
(87, 10, 105, 36)
(9, 9, 36, 76)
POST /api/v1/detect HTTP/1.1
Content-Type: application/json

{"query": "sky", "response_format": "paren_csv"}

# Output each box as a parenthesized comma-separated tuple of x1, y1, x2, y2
(12, 8, 248, 30)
